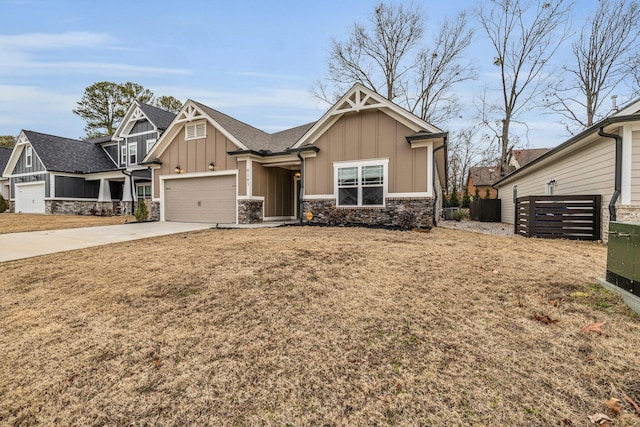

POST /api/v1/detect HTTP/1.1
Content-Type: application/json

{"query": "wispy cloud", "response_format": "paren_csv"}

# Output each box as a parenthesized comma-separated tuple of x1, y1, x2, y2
(0, 31, 191, 77)
(0, 84, 81, 135)
(0, 31, 116, 50)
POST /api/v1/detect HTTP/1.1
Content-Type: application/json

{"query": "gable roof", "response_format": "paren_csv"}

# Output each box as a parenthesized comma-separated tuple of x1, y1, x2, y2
(292, 83, 443, 149)
(509, 148, 551, 168)
(494, 112, 640, 187)
(112, 100, 177, 142)
(10, 131, 117, 174)
(0, 147, 12, 174)
(468, 166, 501, 187)
(145, 83, 446, 168)
(137, 101, 177, 130)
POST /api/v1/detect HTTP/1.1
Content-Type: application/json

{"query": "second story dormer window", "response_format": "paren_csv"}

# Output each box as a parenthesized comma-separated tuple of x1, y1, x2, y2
(120, 146, 126, 166)
(128, 142, 137, 165)
(25, 146, 33, 168)
(146, 138, 156, 154)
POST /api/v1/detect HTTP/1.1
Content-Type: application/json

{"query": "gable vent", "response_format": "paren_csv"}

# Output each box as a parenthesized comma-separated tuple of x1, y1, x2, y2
(185, 122, 206, 140)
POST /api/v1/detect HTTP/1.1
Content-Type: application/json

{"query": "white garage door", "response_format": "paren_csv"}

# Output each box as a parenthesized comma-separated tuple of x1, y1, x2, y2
(16, 182, 46, 214)
(164, 175, 236, 223)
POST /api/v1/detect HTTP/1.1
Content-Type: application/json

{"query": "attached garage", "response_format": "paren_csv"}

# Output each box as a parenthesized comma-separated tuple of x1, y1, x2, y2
(15, 182, 45, 213)
(163, 174, 237, 223)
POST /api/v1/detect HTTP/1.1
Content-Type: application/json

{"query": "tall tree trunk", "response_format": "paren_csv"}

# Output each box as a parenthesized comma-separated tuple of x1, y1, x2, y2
(500, 118, 510, 176)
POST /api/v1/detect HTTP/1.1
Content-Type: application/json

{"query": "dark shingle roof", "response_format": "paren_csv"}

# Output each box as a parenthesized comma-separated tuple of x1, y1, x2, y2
(468, 166, 501, 187)
(0, 147, 12, 172)
(86, 135, 114, 144)
(192, 100, 315, 152)
(137, 101, 177, 131)
(24, 130, 117, 173)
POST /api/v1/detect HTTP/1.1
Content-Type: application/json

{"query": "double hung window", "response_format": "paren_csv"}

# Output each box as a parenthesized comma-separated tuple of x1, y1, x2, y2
(128, 142, 137, 165)
(335, 160, 387, 207)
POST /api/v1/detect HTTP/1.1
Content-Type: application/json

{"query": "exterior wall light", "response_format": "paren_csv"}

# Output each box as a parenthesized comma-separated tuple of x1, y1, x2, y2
(294, 171, 301, 178)
(208, 161, 215, 171)
(175, 165, 183, 174)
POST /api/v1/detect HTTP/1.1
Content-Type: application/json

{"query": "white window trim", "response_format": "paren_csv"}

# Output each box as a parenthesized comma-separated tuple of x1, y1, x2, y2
(25, 146, 33, 168)
(146, 138, 157, 154)
(136, 183, 152, 200)
(120, 146, 127, 166)
(185, 121, 206, 141)
(333, 159, 389, 208)
(128, 142, 137, 165)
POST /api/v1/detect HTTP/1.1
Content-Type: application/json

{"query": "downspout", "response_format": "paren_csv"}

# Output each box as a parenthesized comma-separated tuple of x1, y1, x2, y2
(432, 135, 448, 227)
(597, 127, 622, 222)
(297, 152, 304, 224)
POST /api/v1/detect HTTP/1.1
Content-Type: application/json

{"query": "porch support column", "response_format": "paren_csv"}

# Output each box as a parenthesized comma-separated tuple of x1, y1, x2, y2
(122, 175, 133, 202)
(98, 178, 112, 202)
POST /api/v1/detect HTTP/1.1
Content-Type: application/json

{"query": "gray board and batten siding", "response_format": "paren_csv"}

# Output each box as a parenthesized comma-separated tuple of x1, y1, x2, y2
(10, 146, 49, 197)
(120, 119, 159, 167)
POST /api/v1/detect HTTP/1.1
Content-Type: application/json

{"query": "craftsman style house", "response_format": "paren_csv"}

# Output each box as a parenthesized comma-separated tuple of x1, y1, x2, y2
(3, 101, 175, 215)
(3, 84, 447, 227)
(143, 84, 447, 227)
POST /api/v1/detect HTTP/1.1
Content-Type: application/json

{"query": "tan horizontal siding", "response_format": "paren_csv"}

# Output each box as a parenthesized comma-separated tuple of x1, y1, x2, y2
(632, 131, 640, 204)
(498, 138, 615, 224)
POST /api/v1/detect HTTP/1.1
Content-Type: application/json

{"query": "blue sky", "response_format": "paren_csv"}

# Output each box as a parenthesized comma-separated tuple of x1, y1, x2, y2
(0, 0, 616, 149)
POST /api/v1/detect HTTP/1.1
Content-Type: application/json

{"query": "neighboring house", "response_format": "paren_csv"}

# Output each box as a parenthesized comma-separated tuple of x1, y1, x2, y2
(3, 101, 176, 215)
(507, 148, 551, 170)
(93, 100, 176, 215)
(0, 147, 12, 200)
(467, 166, 501, 199)
(143, 84, 447, 227)
(466, 150, 549, 199)
(3, 131, 118, 214)
(494, 98, 640, 240)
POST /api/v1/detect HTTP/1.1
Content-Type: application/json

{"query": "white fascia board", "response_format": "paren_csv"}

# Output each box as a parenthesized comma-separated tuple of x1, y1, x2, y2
(144, 100, 248, 163)
(291, 83, 441, 149)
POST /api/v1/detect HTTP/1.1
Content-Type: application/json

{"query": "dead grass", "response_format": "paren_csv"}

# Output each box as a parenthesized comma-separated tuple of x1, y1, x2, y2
(0, 227, 639, 426)
(0, 213, 136, 234)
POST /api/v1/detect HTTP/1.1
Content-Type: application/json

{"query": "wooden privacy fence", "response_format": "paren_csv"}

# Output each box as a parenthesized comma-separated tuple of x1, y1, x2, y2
(515, 195, 602, 240)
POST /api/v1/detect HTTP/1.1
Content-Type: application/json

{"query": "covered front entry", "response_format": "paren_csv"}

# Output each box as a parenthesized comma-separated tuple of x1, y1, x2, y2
(15, 182, 45, 213)
(163, 174, 236, 223)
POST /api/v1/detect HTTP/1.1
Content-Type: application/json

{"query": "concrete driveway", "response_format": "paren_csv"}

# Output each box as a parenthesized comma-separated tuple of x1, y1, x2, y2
(0, 222, 213, 263)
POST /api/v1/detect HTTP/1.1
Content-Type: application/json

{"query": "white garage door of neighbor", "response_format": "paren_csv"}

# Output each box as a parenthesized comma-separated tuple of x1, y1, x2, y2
(16, 182, 46, 213)
(164, 175, 236, 223)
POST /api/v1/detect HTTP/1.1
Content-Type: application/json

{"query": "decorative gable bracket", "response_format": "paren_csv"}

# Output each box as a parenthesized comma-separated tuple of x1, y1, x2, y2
(176, 105, 206, 123)
(332, 87, 385, 116)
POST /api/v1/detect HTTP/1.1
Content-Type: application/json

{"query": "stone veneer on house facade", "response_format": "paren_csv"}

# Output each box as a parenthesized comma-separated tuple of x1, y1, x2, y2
(601, 205, 640, 243)
(238, 199, 264, 224)
(302, 197, 434, 228)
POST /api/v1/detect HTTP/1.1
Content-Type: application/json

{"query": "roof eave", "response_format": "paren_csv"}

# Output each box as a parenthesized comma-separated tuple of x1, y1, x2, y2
(493, 114, 640, 187)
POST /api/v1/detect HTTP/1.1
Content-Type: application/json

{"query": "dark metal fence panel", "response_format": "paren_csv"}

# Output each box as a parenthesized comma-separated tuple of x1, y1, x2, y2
(515, 195, 602, 240)
(469, 199, 501, 222)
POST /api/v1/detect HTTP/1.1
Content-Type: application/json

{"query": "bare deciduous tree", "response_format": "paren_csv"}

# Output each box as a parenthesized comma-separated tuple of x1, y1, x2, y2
(478, 0, 572, 175)
(400, 11, 476, 124)
(448, 126, 499, 193)
(548, 0, 640, 133)
(315, 2, 475, 125)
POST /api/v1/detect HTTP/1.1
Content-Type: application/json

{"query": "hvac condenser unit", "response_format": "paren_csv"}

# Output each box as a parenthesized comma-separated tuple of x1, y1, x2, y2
(600, 222, 640, 314)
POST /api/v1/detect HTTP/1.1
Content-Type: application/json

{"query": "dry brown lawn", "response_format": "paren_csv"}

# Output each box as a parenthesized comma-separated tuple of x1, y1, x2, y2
(0, 213, 136, 234)
(1, 227, 639, 426)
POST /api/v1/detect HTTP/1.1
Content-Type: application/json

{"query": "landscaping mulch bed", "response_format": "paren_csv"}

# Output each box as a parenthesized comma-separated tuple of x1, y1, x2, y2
(1, 226, 638, 425)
